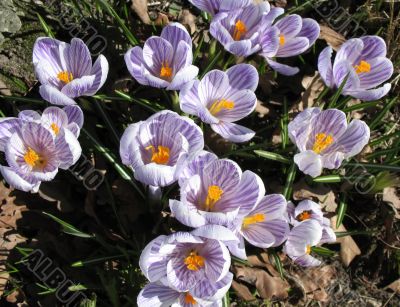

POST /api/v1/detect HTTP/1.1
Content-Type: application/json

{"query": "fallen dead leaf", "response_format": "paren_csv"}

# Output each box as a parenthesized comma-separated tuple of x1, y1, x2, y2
(386, 279, 400, 293)
(319, 25, 346, 51)
(233, 265, 289, 300)
(131, 0, 151, 24)
(383, 187, 400, 219)
(231, 280, 255, 301)
(179, 9, 196, 34)
(331, 215, 361, 266)
(293, 179, 338, 212)
(154, 12, 169, 26)
(299, 71, 325, 110)
(255, 100, 270, 118)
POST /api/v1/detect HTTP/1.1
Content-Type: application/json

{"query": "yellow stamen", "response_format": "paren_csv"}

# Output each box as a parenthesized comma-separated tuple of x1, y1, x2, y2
(50, 123, 60, 135)
(242, 213, 265, 228)
(306, 244, 311, 255)
(184, 251, 205, 271)
(205, 185, 223, 211)
(24, 147, 39, 167)
(354, 60, 371, 74)
(57, 71, 73, 84)
(297, 210, 311, 221)
(160, 62, 173, 79)
(312, 133, 334, 154)
(233, 20, 247, 41)
(184, 293, 197, 305)
(279, 34, 285, 46)
(209, 99, 235, 115)
(145, 145, 170, 165)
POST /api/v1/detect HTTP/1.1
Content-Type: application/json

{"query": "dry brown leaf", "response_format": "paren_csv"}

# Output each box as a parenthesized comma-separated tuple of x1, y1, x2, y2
(233, 266, 289, 300)
(154, 13, 169, 26)
(179, 9, 196, 34)
(383, 187, 400, 219)
(255, 100, 270, 118)
(231, 280, 255, 301)
(293, 178, 338, 212)
(299, 72, 325, 110)
(131, 0, 151, 24)
(386, 279, 400, 293)
(331, 215, 361, 266)
(319, 25, 346, 51)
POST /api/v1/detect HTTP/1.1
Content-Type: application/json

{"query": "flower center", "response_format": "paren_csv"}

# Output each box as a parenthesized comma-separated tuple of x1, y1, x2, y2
(145, 145, 170, 165)
(297, 210, 312, 221)
(306, 244, 311, 255)
(57, 71, 73, 84)
(51, 123, 60, 135)
(354, 60, 371, 74)
(242, 213, 265, 228)
(205, 185, 223, 211)
(209, 99, 235, 116)
(312, 133, 334, 154)
(184, 293, 197, 305)
(160, 62, 173, 79)
(184, 251, 205, 271)
(233, 20, 247, 41)
(24, 147, 40, 167)
(279, 34, 285, 46)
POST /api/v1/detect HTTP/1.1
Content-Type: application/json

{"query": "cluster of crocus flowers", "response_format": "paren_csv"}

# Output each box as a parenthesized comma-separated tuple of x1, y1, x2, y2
(125, 23, 199, 90)
(180, 64, 258, 142)
(288, 107, 370, 178)
(0, 106, 83, 192)
(284, 200, 336, 266)
(119, 111, 204, 187)
(33, 37, 109, 105)
(259, 13, 320, 75)
(318, 35, 394, 101)
(138, 227, 236, 306)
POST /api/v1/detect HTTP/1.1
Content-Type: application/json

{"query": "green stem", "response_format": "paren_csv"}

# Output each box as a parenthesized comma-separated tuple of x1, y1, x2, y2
(283, 163, 296, 199)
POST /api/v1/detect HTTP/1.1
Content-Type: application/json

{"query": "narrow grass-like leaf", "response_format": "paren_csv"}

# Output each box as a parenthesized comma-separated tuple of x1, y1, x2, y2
(335, 230, 373, 238)
(200, 49, 222, 78)
(369, 96, 398, 130)
(222, 292, 230, 307)
(327, 74, 349, 108)
(341, 100, 380, 112)
(37, 13, 55, 38)
(92, 98, 120, 145)
(96, 0, 139, 45)
(72, 255, 125, 267)
(345, 162, 400, 172)
(114, 90, 162, 113)
(270, 250, 285, 279)
(313, 175, 342, 183)
(366, 147, 400, 160)
(281, 97, 289, 149)
(68, 284, 87, 291)
(336, 194, 347, 228)
(231, 256, 253, 267)
(42, 212, 94, 238)
(0, 95, 44, 104)
(254, 150, 291, 164)
(283, 163, 297, 199)
(311, 246, 335, 256)
(370, 130, 400, 146)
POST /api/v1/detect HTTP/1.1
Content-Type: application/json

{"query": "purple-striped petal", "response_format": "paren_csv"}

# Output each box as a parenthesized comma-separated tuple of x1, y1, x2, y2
(200, 70, 230, 105)
(242, 222, 276, 248)
(211, 121, 255, 143)
(333, 119, 370, 158)
(191, 224, 238, 243)
(41, 107, 69, 135)
(137, 282, 180, 307)
(85, 54, 109, 95)
(298, 18, 320, 46)
(167, 257, 205, 291)
(201, 239, 231, 282)
(216, 90, 257, 122)
(192, 271, 233, 301)
(179, 150, 218, 185)
(18, 110, 41, 122)
(318, 46, 334, 88)
(250, 194, 287, 220)
(276, 37, 309, 58)
(63, 105, 84, 129)
(223, 170, 265, 215)
(293, 254, 321, 267)
(357, 57, 393, 89)
(226, 64, 259, 91)
(55, 129, 82, 169)
(167, 65, 199, 91)
(143, 37, 173, 74)
(358, 36, 387, 60)
(226, 40, 252, 57)
(335, 38, 363, 65)
(160, 22, 192, 50)
(61, 75, 96, 98)
(0, 118, 21, 151)
(346, 83, 391, 101)
(261, 7, 284, 29)
(124, 47, 150, 86)
(39, 84, 77, 106)
(172, 41, 192, 75)
(169, 199, 207, 228)
(179, 80, 203, 115)
(266, 58, 299, 76)
(294, 150, 323, 178)
(139, 235, 169, 282)
(294, 199, 323, 223)
(260, 26, 280, 58)
(0, 166, 38, 192)
(275, 14, 302, 38)
(64, 38, 92, 78)
(288, 107, 321, 151)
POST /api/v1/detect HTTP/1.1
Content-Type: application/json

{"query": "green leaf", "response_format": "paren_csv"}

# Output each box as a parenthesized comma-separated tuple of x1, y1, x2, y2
(254, 150, 291, 164)
(327, 74, 349, 108)
(270, 250, 285, 279)
(283, 163, 297, 199)
(42, 212, 94, 238)
(72, 255, 125, 267)
(336, 194, 347, 228)
(313, 175, 342, 183)
(37, 13, 55, 38)
(311, 246, 335, 256)
(335, 230, 373, 238)
(369, 96, 398, 130)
